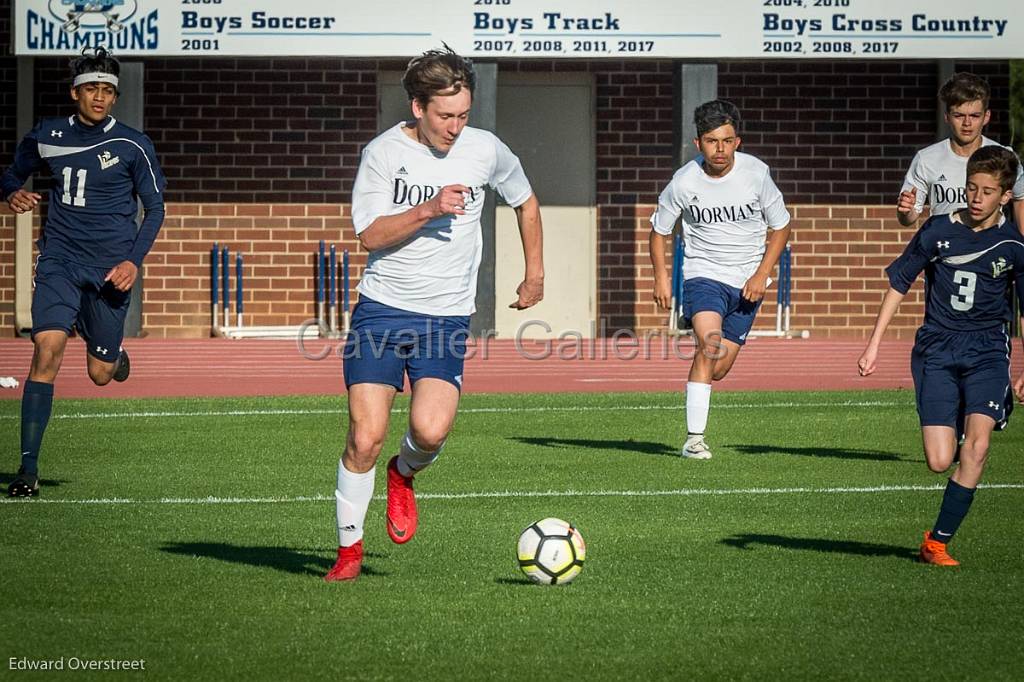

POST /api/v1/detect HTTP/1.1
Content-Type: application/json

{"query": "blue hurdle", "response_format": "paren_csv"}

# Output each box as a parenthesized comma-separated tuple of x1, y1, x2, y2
(317, 240, 326, 331)
(221, 245, 230, 330)
(210, 242, 351, 338)
(235, 252, 243, 328)
(316, 242, 352, 336)
(209, 244, 245, 332)
(211, 242, 220, 330)
(669, 241, 801, 338)
(329, 243, 337, 334)
(752, 244, 797, 338)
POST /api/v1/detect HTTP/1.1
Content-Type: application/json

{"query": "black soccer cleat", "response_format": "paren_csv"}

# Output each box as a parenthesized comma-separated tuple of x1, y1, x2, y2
(7, 468, 40, 498)
(112, 348, 130, 383)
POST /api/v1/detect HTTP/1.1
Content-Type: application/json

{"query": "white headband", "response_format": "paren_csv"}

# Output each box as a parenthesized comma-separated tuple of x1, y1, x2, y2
(73, 72, 119, 88)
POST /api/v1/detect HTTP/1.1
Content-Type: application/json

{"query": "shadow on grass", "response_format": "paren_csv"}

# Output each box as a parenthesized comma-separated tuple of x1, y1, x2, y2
(0, 472, 65, 488)
(726, 444, 912, 462)
(511, 437, 677, 457)
(159, 542, 388, 578)
(721, 534, 918, 560)
(494, 576, 538, 586)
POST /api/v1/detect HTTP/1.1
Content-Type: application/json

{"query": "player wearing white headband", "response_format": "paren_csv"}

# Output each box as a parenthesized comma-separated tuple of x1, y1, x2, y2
(73, 71, 120, 89)
(2, 47, 167, 498)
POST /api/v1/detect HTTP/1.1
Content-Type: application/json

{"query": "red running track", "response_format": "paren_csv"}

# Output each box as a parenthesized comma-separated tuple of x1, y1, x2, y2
(0, 335, 993, 400)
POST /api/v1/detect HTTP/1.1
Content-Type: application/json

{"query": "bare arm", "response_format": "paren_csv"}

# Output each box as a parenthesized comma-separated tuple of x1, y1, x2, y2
(509, 194, 544, 309)
(1014, 200, 1024, 238)
(357, 184, 470, 252)
(857, 287, 907, 376)
(649, 230, 671, 310)
(742, 225, 791, 302)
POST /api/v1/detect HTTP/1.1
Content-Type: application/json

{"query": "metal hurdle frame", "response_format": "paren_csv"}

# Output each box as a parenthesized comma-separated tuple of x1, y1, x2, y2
(667, 242, 806, 339)
(749, 245, 792, 338)
(210, 243, 352, 340)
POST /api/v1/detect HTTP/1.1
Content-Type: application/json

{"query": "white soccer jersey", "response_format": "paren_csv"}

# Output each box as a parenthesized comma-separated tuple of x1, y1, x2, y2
(351, 123, 533, 316)
(901, 137, 1024, 216)
(650, 152, 790, 289)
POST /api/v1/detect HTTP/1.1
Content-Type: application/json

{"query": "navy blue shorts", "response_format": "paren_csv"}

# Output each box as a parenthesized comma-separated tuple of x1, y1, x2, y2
(911, 325, 1012, 428)
(32, 256, 130, 363)
(682, 276, 763, 346)
(342, 297, 470, 392)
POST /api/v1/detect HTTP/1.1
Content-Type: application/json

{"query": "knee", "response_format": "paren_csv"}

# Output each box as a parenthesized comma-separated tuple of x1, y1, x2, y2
(961, 437, 990, 466)
(699, 343, 725, 362)
(923, 445, 954, 473)
(88, 367, 112, 386)
(712, 366, 731, 381)
(31, 349, 62, 379)
(347, 427, 387, 462)
(408, 424, 449, 453)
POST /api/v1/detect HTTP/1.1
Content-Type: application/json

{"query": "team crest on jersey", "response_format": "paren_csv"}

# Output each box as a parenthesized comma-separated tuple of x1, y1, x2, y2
(97, 150, 120, 170)
(991, 256, 1011, 277)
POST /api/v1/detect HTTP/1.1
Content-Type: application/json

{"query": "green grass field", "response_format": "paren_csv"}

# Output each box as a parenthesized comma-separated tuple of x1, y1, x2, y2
(2, 390, 1022, 680)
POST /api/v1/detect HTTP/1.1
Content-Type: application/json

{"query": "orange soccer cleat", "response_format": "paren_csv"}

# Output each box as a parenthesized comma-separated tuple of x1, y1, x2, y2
(918, 531, 960, 567)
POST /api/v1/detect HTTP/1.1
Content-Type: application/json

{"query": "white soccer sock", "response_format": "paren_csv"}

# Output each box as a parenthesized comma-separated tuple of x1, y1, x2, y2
(335, 460, 375, 547)
(396, 430, 443, 478)
(686, 382, 712, 436)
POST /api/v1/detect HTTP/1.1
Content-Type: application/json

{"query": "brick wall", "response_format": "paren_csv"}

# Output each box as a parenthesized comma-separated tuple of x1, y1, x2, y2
(0, 12, 1013, 340)
(2, 201, 933, 340)
(148, 203, 362, 337)
(635, 205, 927, 340)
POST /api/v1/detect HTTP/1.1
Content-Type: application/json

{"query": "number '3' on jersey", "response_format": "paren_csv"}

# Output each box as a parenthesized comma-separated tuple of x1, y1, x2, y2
(886, 212, 1024, 332)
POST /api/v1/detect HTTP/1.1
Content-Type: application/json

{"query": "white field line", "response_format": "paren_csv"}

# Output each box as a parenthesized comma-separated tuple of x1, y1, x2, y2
(2, 483, 1022, 506)
(0, 400, 911, 421)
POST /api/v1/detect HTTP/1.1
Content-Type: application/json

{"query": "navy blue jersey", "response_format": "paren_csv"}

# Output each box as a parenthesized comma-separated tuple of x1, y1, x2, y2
(1, 115, 166, 268)
(886, 213, 1024, 331)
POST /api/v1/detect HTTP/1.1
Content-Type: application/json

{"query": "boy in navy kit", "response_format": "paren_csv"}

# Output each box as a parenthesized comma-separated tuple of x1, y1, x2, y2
(859, 146, 1024, 566)
(2, 48, 166, 497)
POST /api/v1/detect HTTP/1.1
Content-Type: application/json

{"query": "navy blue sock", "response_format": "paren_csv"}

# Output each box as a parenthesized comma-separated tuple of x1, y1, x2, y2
(19, 380, 55, 475)
(931, 478, 975, 544)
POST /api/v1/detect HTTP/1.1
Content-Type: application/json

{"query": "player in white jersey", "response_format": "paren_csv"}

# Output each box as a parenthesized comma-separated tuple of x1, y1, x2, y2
(326, 47, 544, 581)
(649, 100, 791, 459)
(897, 72, 1024, 233)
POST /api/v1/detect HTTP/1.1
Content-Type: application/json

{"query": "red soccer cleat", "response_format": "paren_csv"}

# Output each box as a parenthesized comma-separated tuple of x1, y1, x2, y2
(918, 531, 960, 567)
(386, 456, 418, 544)
(324, 540, 363, 582)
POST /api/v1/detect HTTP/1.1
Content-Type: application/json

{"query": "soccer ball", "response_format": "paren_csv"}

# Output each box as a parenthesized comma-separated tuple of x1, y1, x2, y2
(517, 518, 586, 585)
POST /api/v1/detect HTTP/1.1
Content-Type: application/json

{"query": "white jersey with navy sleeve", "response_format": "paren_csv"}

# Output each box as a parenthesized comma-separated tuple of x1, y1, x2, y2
(650, 151, 790, 289)
(901, 137, 1024, 216)
(351, 123, 533, 316)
